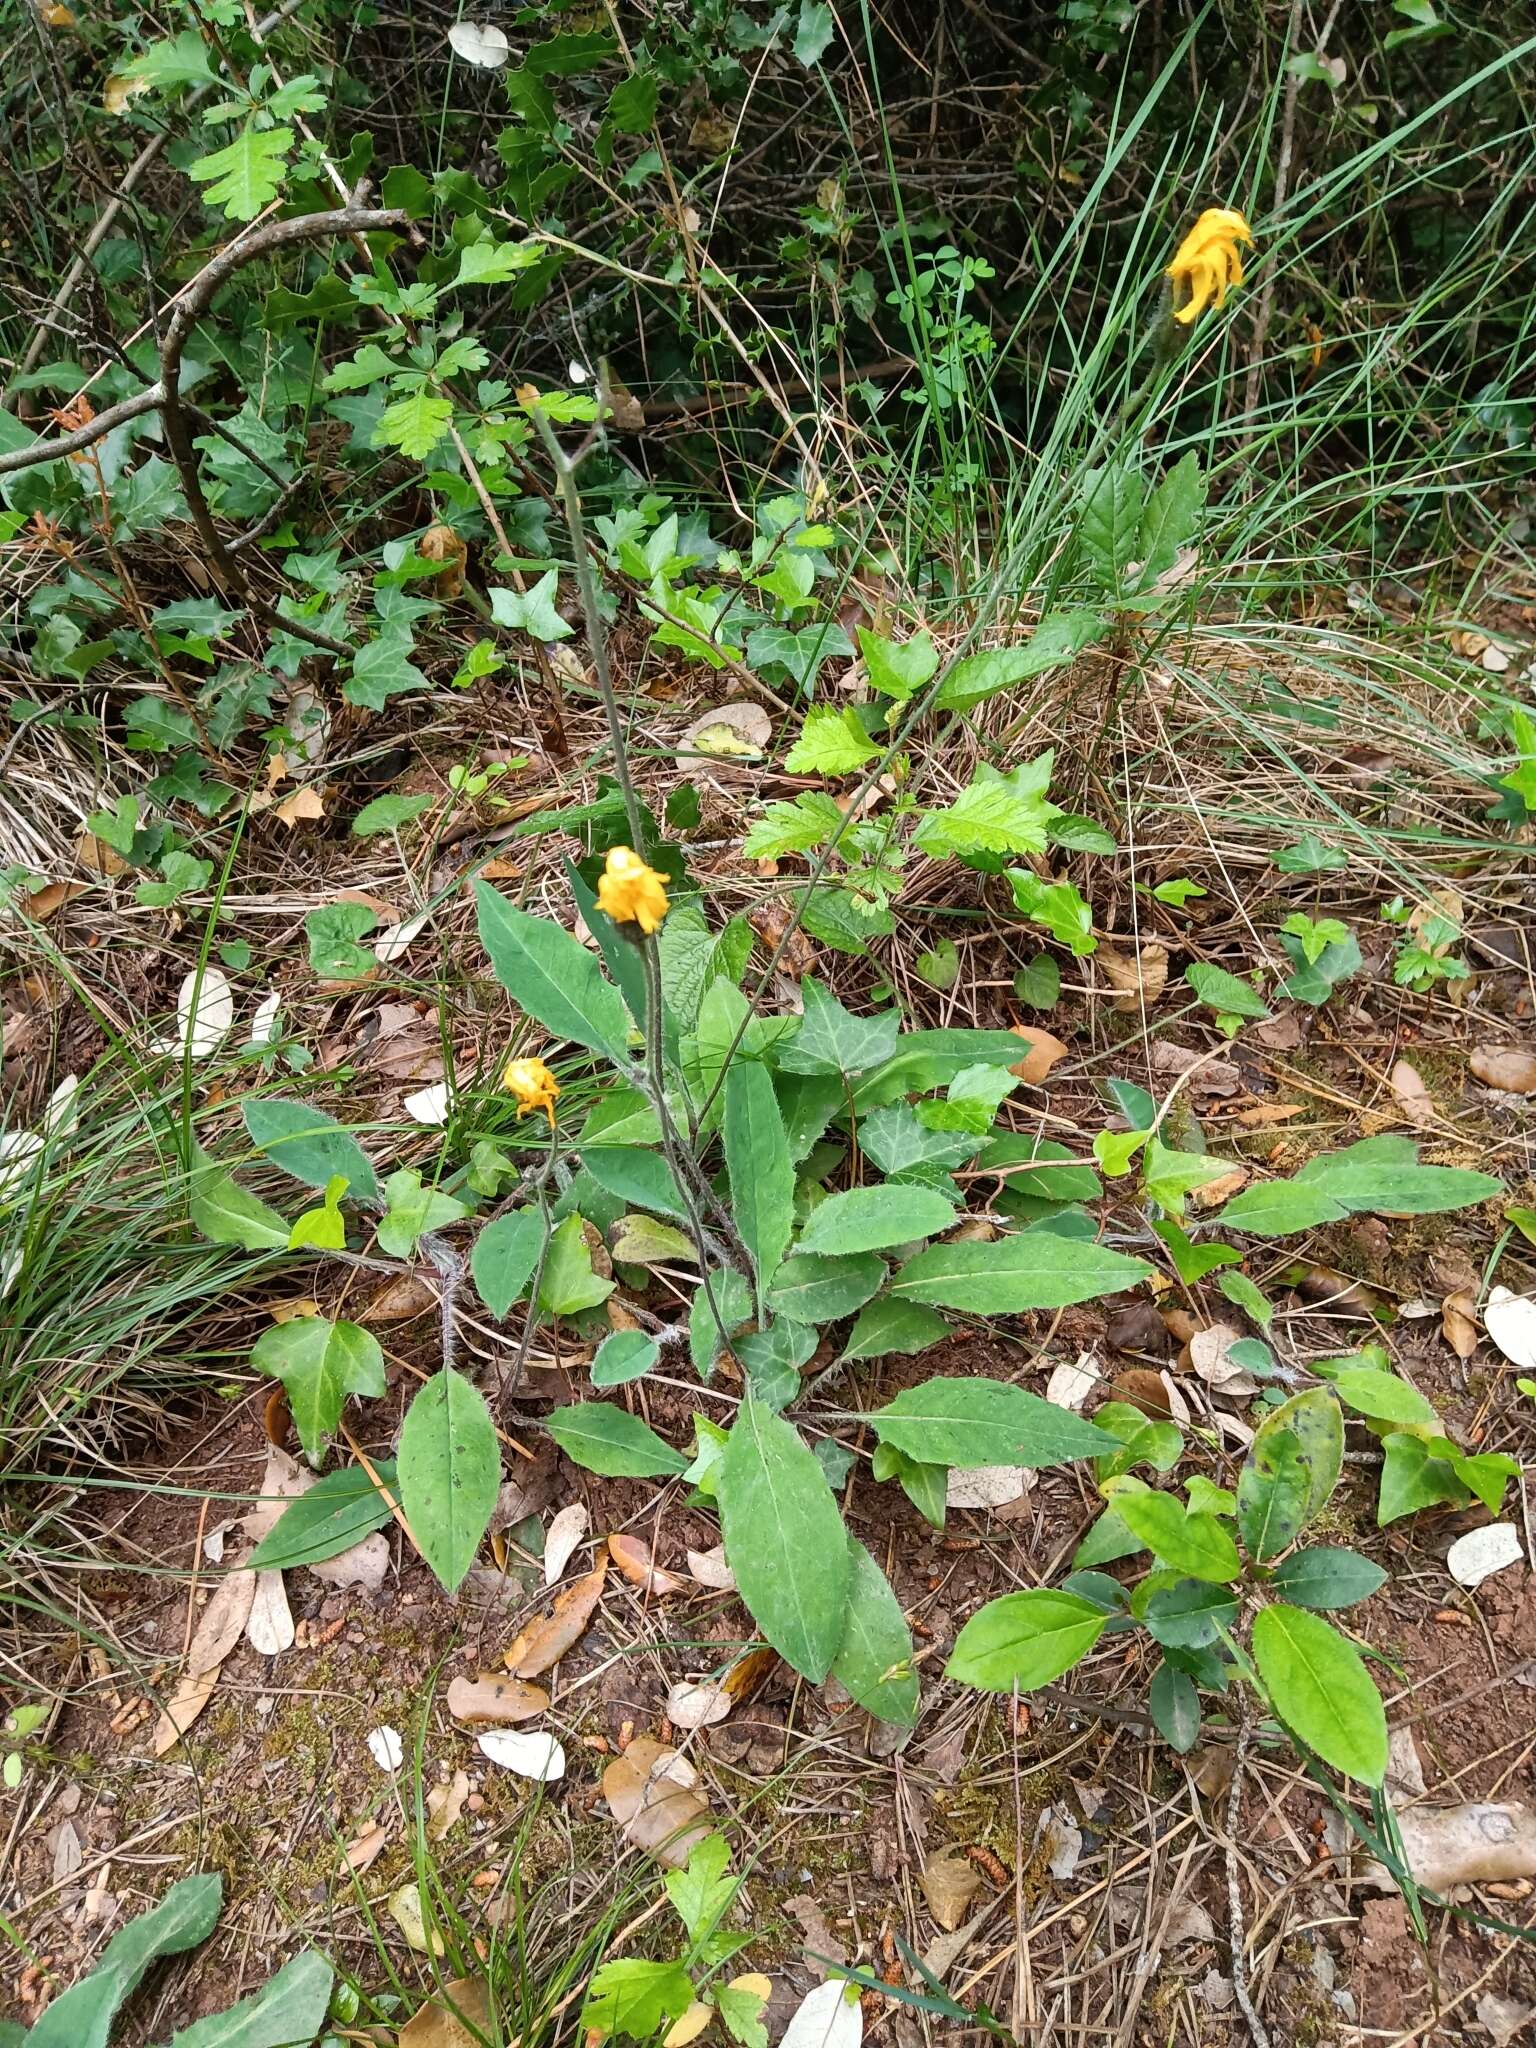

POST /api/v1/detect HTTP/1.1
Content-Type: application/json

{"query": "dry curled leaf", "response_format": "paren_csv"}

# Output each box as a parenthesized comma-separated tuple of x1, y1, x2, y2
(362, 1272, 439, 1322)
(686, 1545, 736, 1590)
(274, 785, 326, 830)
(447, 1673, 551, 1725)
(342, 1821, 390, 1874)
(921, 1849, 981, 1932)
(608, 1532, 684, 1596)
(426, 1769, 472, 1841)
(399, 1977, 491, 2048)
(1008, 1024, 1070, 1084)
(544, 1502, 590, 1585)
(1470, 1046, 1536, 1095)
(1098, 940, 1168, 1012)
(1190, 1165, 1247, 1211)
(418, 523, 467, 599)
(1484, 1286, 1536, 1371)
(602, 1736, 713, 1868)
(1044, 1354, 1099, 1410)
(1188, 1322, 1259, 1398)
(504, 1561, 607, 1677)
(681, 700, 771, 762)
(390, 1881, 446, 1955)
(245, 1569, 294, 1656)
(151, 1669, 221, 1757)
(1440, 1289, 1479, 1360)
(1446, 1524, 1524, 1589)
(666, 1680, 733, 1730)
(1390, 1059, 1437, 1128)
(478, 1729, 565, 1781)
(187, 1567, 260, 1675)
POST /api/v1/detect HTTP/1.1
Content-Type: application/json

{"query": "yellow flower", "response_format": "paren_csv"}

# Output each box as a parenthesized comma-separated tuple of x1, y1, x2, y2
(596, 844, 669, 935)
(1167, 207, 1254, 325)
(502, 1055, 560, 1127)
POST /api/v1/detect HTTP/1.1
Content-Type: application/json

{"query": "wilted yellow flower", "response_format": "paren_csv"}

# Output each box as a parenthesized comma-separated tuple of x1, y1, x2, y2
(596, 845, 669, 935)
(502, 1055, 560, 1127)
(1167, 207, 1254, 325)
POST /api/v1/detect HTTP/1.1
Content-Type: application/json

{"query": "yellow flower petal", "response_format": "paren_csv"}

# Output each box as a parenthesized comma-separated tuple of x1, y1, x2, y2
(596, 845, 670, 935)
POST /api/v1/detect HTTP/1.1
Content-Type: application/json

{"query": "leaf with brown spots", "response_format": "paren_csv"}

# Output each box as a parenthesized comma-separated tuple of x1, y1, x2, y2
(503, 1561, 607, 1677)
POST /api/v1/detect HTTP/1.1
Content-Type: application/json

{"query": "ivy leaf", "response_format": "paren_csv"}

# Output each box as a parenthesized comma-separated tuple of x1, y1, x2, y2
(188, 126, 295, 220)
(859, 627, 938, 700)
(377, 1168, 469, 1258)
(249, 1316, 385, 1465)
(348, 627, 427, 711)
(783, 705, 879, 776)
(305, 903, 379, 980)
(747, 622, 854, 693)
(490, 569, 572, 641)
(777, 977, 902, 1077)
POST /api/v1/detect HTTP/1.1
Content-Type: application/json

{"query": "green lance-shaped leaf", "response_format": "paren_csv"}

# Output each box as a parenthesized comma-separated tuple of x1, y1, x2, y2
(1251, 1603, 1387, 1785)
(718, 1394, 851, 1681)
(397, 1367, 501, 1592)
(723, 1060, 795, 1293)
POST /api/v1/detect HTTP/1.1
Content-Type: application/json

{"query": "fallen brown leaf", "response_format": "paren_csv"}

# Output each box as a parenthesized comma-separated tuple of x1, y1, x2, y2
(666, 1680, 733, 1730)
(426, 1768, 472, 1841)
(399, 1978, 490, 2048)
(1470, 1047, 1536, 1095)
(1098, 940, 1168, 1012)
(151, 1668, 221, 1756)
(602, 1736, 713, 1868)
(186, 1567, 259, 1673)
(447, 1673, 551, 1725)
(1190, 1165, 1247, 1211)
(1150, 1040, 1241, 1097)
(1008, 1025, 1070, 1084)
(685, 1545, 736, 1591)
(24, 880, 90, 920)
(342, 1821, 390, 1874)
(1390, 1059, 1436, 1128)
(921, 1849, 982, 1931)
(608, 1532, 684, 1596)
(73, 830, 127, 877)
(361, 1272, 439, 1322)
(418, 523, 468, 600)
(504, 1561, 607, 1678)
(1441, 1289, 1480, 1360)
(1234, 1102, 1306, 1127)
(273, 785, 326, 830)
(722, 1644, 780, 1703)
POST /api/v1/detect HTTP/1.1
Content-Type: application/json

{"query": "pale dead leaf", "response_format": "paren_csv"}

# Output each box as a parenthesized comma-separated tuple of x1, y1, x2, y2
(686, 1545, 736, 1591)
(375, 912, 429, 966)
(403, 1081, 451, 1125)
(1441, 1289, 1479, 1360)
(362, 1272, 438, 1321)
(446, 1673, 550, 1725)
(1390, 1059, 1437, 1128)
(426, 1769, 472, 1841)
(1008, 1024, 1070, 1084)
(666, 1680, 733, 1730)
(389, 1881, 446, 1954)
(187, 1567, 259, 1673)
(681, 701, 771, 762)
(1235, 1101, 1306, 1126)
(1044, 1353, 1100, 1410)
(1470, 1047, 1536, 1094)
(168, 967, 234, 1059)
(245, 1569, 294, 1655)
(1188, 1322, 1259, 1397)
(946, 1465, 1031, 1510)
(544, 1502, 590, 1585)
(1098, 941, 1168, 1012)
(1037, 1804, 1083, 1880)
(504, 1562, 607, 1677)
(478, 1729, 565, 1781)
(1485, 1287, 1536, 1370)
(1326, 1802, 1536, 1891)
(367, 1724, 404, 1772)
(1447, 1524, 1524, 1588)
(608, 1532, 684, 1596)
(921, 1849, 981, 1932)
(1477, 1992, 1536, 2047)
(447, 21, 509, 66)
(1150, 1039, 1240, 1097)
(779, 1981, 863, 2048)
